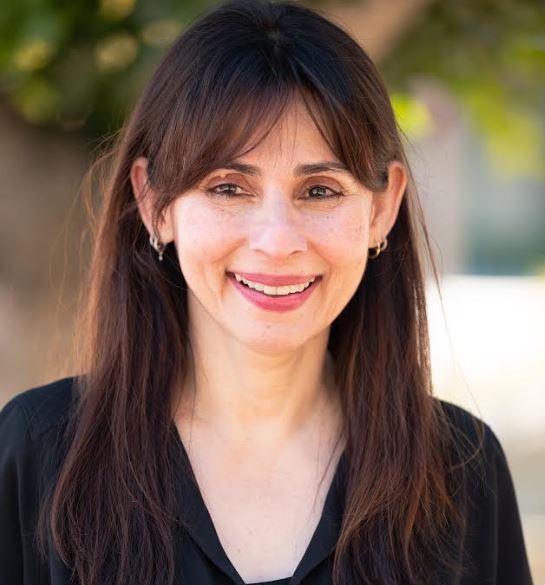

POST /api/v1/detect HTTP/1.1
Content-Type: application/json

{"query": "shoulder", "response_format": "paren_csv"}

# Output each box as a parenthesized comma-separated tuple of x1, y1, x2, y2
(434, 397, 486, 439)
(434, 397, 503, 469)
(0, 378, 80, 583)
(433, 397, 522, 521)
(432, 401, 533, 582)
(0, 376, 78, 455)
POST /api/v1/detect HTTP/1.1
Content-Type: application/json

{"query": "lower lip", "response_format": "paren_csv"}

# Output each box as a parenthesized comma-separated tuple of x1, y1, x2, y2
(227, 273, 321, 312)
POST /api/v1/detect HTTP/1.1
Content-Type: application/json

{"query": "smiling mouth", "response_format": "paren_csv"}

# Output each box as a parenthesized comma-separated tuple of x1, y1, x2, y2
(227, 272, 321, 296)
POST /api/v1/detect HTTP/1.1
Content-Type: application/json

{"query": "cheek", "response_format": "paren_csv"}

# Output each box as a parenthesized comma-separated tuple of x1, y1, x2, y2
(318, 204, 370, 267)
(170, 198, 240, 268)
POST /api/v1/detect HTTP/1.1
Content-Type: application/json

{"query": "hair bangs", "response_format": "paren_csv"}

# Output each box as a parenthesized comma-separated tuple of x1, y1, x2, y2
(148, 52, 298, 214)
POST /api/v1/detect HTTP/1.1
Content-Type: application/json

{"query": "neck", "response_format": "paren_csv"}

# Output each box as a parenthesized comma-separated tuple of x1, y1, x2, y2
(173, 330, 340, 455)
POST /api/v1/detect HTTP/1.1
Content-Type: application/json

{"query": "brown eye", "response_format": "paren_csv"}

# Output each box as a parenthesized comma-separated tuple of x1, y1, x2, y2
(306, 185, 344, 200)
(206, 183, 245, 198)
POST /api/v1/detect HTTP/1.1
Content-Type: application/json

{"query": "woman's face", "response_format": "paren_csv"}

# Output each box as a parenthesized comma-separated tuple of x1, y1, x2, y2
(134, 98, 406, 354)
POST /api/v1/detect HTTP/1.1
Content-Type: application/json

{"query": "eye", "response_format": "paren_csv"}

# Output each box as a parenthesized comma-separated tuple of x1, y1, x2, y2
(305, 185, 344, 200)
(205, 182, 247, 198)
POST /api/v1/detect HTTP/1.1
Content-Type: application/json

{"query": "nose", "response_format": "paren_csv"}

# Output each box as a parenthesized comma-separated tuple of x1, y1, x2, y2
(248, 194, 308, 259)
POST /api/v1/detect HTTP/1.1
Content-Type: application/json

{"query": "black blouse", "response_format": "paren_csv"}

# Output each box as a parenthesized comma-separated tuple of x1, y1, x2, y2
(0, 377, 534, 585)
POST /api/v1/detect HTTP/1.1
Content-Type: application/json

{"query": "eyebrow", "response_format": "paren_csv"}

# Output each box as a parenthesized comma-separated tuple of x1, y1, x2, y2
(220, 161, 350, 177)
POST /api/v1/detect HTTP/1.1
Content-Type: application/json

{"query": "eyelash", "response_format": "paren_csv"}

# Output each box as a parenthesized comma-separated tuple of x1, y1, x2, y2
(205, 182, 345, 200)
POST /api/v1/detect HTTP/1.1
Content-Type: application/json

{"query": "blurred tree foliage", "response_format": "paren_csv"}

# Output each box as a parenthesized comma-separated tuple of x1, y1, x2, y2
(0, 0, 544, 180)
(0, 0, 214, 135)
(382, 0, 545, 179)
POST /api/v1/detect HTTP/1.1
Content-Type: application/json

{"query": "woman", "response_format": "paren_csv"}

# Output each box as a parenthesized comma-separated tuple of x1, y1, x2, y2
(0, 0, 533, 584)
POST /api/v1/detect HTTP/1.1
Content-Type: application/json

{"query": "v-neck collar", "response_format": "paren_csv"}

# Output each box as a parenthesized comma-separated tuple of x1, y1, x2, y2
(169, 424, 347, 585)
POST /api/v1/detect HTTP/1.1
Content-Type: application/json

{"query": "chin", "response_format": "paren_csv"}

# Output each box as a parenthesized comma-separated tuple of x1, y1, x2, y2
(236, 330, 307, 356)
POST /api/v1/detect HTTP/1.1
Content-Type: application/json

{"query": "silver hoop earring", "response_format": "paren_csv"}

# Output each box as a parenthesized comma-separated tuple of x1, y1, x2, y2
(149, 233, 166, 261)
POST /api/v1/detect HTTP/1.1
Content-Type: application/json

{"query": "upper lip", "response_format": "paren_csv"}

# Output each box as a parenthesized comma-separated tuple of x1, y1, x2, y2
(229, 271, 320, 286)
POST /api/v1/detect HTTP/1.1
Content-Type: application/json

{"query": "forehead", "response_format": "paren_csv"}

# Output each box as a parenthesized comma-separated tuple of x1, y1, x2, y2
(234, 96, 339, 168)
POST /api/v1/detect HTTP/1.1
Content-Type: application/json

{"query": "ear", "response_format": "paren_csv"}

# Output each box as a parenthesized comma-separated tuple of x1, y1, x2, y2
(130, 156, 174, 244)
(368, 160, 407, 248)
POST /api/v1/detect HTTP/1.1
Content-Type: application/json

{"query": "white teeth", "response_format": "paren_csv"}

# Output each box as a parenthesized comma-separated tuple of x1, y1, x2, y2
(233, 273, 316, 296)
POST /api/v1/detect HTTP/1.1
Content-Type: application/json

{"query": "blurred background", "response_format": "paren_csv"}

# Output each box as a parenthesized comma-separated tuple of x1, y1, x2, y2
(0, 0, 544, 580)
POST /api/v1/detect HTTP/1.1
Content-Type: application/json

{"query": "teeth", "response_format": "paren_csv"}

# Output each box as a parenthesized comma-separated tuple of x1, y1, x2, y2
(233, 273, 316, 296)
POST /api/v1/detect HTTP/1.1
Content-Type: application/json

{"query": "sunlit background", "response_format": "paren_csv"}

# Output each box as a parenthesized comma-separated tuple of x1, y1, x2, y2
(0, 0, 544, 581)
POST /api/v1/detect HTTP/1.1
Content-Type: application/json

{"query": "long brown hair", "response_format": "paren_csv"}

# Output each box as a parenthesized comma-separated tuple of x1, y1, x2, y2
(39, 1, 479, 584)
